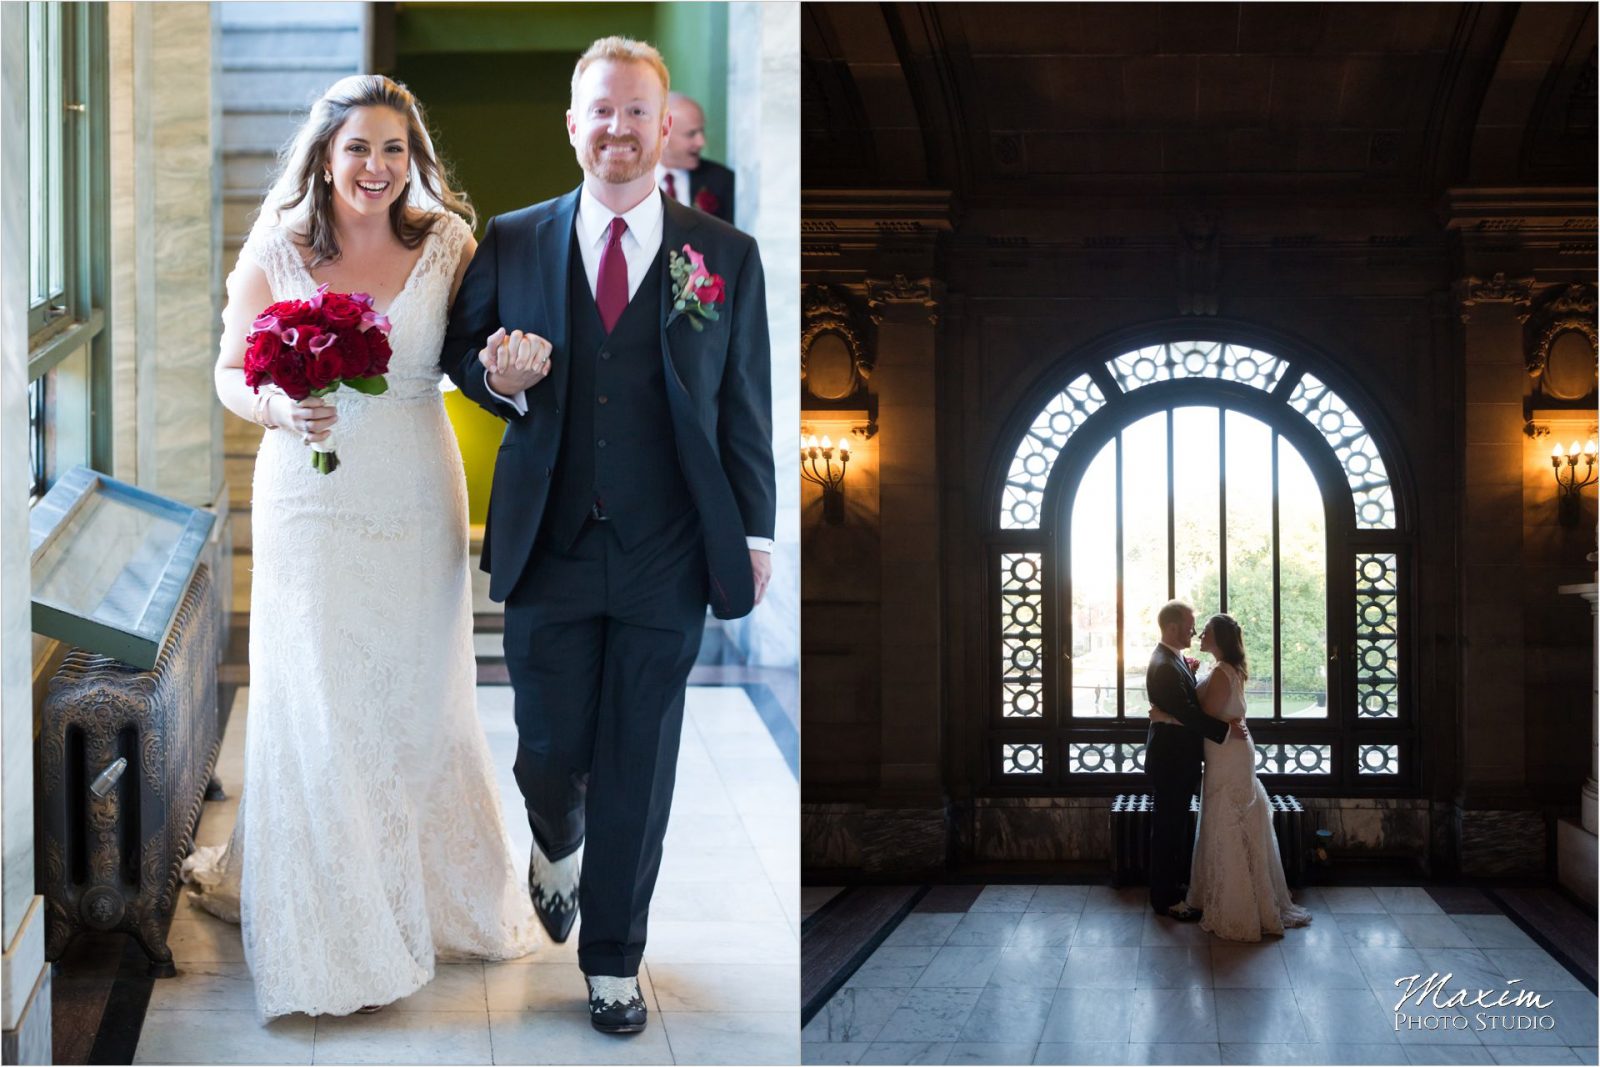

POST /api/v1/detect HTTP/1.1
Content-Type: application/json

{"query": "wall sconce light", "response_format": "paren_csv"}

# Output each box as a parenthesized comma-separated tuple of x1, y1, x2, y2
(1552, 439, 1597, 526)
(801, 433, 851, 524)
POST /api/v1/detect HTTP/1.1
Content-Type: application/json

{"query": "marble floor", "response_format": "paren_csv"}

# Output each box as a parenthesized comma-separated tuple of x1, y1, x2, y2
(801, 884, 1599, 1066)
(134, 684, 799, 1065)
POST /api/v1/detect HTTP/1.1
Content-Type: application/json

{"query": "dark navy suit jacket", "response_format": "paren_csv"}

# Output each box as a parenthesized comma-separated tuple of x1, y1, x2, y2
(440, 188, 775, 618)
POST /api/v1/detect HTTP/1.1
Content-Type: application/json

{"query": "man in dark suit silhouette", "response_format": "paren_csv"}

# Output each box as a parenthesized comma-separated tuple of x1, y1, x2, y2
(440, 37, 775, 1034)
(656, 91, 736, 224)
(1144, 599, 1247, 921)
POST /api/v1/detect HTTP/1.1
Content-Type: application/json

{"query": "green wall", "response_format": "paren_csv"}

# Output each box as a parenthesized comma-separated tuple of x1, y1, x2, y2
(393, 3, 730, 522)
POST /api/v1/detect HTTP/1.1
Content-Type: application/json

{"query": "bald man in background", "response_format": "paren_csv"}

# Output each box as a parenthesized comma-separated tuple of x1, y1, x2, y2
(655, 91, 736, 224)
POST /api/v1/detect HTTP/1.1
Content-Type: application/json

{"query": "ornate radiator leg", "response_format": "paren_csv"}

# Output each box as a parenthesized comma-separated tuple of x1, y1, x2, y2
(134, 917, 177, 979)
(206, 776, 227, 802)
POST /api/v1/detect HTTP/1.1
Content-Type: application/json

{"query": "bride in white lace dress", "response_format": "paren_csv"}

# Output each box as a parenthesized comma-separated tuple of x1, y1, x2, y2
(1185, 613, 1312, 942)
(193, 75, 538, 1019)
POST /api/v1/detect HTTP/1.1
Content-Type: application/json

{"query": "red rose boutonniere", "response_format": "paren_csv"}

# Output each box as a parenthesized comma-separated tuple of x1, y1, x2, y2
(666, 243, 725, 332)
(1183, 655, 1201, 674)
(693, 187, 720, 215)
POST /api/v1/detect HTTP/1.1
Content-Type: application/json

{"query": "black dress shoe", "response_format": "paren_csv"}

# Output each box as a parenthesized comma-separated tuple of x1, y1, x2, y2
(1165, 902, 1204, 923)
(528, 857, 577, 943)
(587, 976, 647, 1034)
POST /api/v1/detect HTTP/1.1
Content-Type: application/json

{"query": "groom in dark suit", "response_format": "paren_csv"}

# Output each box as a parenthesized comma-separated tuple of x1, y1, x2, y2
(1145, 600, 1246, 921)
(441, 37, 775, 1033)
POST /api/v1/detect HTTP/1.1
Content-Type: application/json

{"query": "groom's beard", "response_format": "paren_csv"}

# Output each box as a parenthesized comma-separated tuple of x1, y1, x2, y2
(582, 134, 655, 184)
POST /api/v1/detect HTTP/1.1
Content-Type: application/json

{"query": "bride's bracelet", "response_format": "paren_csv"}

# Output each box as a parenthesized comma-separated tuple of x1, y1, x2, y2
(253, 388, 282, 430)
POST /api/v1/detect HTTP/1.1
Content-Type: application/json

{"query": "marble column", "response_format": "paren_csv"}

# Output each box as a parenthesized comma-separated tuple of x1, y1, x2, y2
(722, 1, 799, 668)
(1, 6, 50, 1060)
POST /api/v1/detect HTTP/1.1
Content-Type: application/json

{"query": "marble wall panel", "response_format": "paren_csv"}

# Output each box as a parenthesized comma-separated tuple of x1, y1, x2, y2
(1457, 808, 1546, 877)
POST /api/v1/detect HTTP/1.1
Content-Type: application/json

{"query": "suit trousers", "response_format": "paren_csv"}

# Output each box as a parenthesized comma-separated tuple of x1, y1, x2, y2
(1145, 724, 1203, 912)
(504, 508, 708, 977)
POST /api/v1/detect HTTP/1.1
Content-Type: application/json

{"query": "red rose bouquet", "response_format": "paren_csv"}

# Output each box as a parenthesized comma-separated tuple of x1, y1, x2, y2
(243, 284, 393, 474)
(666, 243, 726, 332)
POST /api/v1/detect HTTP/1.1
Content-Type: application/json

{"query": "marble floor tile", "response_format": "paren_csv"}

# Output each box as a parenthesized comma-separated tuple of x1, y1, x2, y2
(1294, 986, 1401, 1046)
(486, 1009, 674, 1065)
(166, 917, 247, 964)
(1208, 944, 1289, 989)
(944, 912, 1022, 947)
(1393, 914, 1480, 949)
(874, 988, 983, 1043)
(945, 1042, 1038, 1064)
(1120, 1043, 1221, 1064)
(914, 946, 1004, 989)
(650, 880, 789, 924)
(803, 988, 911, 1044)
(646, 963, 796, 1013)
(1470, 989, 1599, 1048)
(1480, 949, 1589, 992)
(1038, 988, 1135, 1045)
(1322, 887, 1388, 913)
(847, 947, 941, 990)
(1137, 946, 1213, 989)
(146, 961, 257, 1012)
(1567, 1047, 1597, 1063)
(1083, 886, 1148, 913)
(133, 1010, 314, 1065)
(1009, 912, 1079, 949)
(1058, 946, 1140, 989)
(1417, 948, 1512, 998)
(1338, 914, 1414, 949)
(1486, 1047, 1582, 1064)
(643, 920, 795, 965)
(1071, 912, 1143, 948)
(803, 1043, 869, 1065)
(1141, 912, 1212, 947)
(986, 945, 1070, 989)
(1128, 987, 1219, 1044)
(1400, 1046, 1498, 1064)
(857, 1041, 950, 1065)
(969, 885, 1039, 912)
(882, 913, 963, 949)
(1033, 1042, 1145, 1064)
(312, 1010, 492, 1065)
(1219, 1043, 1400, 1065)
(957, 986, 1056, 1044)
(1350, 945, 1429, 991)
(1374, 888, 1447, 916)
(392, 963, 488, 1013)
(1028, 887, 1090, 914)
(1451, 916, 1540, 952)
(1212, 986, 1307, 1044)
(658, 1011, 796, 1065)
(1282, 942, 1373, 990)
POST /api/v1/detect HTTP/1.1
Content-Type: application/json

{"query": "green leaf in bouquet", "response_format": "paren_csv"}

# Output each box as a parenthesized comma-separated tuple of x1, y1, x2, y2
(342, 375, 389, 396)
(700, 306, 720, 321)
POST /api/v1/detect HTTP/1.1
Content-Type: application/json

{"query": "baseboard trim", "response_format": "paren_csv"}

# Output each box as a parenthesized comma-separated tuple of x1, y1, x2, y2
(1, 896, 44, 1031)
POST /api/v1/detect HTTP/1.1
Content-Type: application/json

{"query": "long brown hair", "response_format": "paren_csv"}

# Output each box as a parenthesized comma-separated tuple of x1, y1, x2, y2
(1206, 613, 1250, 681)
(270, 75, 474, 267)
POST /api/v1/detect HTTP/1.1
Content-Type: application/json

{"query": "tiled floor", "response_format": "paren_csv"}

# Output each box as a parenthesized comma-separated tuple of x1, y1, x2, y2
(135, 684, 799, 1065)
(801, 884, 1600, 1066)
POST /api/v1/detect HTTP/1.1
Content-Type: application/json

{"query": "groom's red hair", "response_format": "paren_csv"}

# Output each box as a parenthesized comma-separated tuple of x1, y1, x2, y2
(571, 37, 671, 106)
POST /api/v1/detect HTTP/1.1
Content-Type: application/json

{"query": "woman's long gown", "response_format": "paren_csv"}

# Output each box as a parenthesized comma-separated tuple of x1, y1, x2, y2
(184, 213, 539, 1019)
(1185, 661, 1313, 942)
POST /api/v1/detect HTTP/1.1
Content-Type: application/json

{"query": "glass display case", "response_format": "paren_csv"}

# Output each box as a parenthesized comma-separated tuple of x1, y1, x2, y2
(30, 465, 215, 670)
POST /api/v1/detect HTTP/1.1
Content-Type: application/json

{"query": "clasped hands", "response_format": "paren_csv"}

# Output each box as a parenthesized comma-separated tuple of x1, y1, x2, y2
(481, 328, 554, 396)
(1149, 706, 1251, 743)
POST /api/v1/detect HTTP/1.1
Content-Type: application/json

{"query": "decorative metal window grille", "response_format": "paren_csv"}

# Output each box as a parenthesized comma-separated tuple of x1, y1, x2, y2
(1000, 373, 1105, 530)
(1108, 342, 1289, 395)
(1286, 372, 1395, 530)
(1358, 745, 1400, 775)
(991, 342, 1410, 792)
(1355, 554, 1400, 719)
(1003, 743, 1045, 775)
(1000, 553, 1045, 718)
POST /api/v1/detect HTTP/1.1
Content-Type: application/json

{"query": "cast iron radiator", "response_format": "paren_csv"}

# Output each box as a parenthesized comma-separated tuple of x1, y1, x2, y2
(1110, 792, 1307, 888)
(36, 564, 220, 977)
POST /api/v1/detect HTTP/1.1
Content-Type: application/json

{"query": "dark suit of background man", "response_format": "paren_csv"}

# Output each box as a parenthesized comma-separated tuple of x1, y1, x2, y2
(441, 38, 775, 1033)
(1144, 600, 1244, 922)
(655, 91, 735, 224)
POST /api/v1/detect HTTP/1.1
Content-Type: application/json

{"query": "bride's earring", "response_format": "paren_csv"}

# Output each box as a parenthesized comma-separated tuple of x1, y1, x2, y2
(323, 171, 332, 185)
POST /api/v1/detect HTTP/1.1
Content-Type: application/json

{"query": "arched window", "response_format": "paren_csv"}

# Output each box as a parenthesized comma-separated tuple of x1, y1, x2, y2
(990, 341, 1412, 794)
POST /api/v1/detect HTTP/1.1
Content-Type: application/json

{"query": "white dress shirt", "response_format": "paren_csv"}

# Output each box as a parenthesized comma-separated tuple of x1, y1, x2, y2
(487, 185, 771, 554)
(654, 163, 693, 207)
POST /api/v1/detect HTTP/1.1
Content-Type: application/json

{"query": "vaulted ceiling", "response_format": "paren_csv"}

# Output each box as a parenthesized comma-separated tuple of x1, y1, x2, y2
(802, 2, 1597, 201)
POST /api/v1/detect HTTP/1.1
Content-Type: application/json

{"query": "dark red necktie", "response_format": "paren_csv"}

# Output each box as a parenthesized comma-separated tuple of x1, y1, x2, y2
(596, 217, 629, 334)
(662, 172, 677, 201)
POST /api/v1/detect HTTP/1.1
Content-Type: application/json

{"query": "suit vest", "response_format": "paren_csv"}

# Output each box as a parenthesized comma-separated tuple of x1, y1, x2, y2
(544, 234, 689, 550)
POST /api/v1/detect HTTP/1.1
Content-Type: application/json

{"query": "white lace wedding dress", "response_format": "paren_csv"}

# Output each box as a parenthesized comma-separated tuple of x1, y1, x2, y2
(1185, 661, 1312, 942)
(184, 212, 539, 1019)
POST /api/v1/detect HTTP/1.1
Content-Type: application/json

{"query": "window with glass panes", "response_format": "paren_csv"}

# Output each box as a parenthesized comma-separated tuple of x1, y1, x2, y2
(990, 342, 1412, 794)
